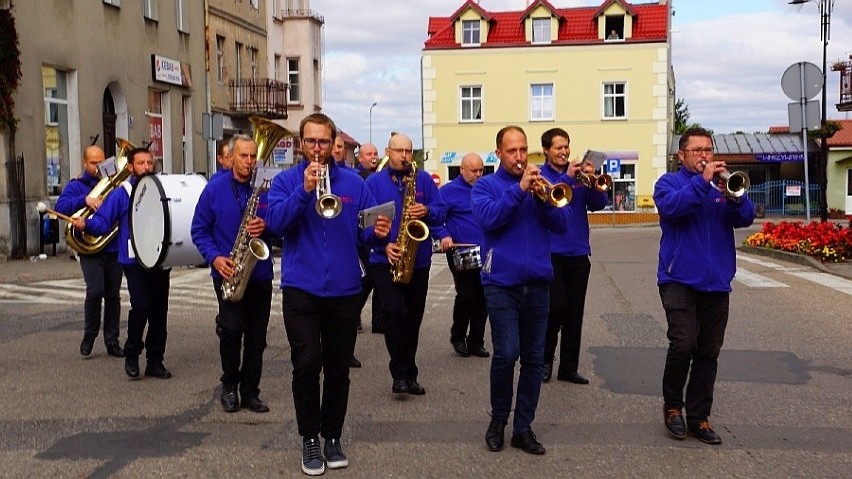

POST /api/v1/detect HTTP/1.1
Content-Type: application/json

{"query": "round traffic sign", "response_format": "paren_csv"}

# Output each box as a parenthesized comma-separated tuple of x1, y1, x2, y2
(781, 62, 823, 101)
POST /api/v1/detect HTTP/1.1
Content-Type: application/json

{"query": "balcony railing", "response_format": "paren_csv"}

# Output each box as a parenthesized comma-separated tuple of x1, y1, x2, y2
(229, 78, 288, 119)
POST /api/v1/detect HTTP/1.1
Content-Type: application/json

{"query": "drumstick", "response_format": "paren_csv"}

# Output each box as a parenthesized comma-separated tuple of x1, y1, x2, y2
(451, 243, 477, 248)
(36, 202, 74, 222)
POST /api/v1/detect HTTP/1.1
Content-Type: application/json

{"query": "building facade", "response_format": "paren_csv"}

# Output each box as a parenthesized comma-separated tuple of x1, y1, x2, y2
(826, 119, 852, 214)
(422, 0, 672, 222)
(1, 0, 206, 257)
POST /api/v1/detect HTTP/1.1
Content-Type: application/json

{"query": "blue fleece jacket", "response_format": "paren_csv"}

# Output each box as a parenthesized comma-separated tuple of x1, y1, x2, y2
(84, 177, 137, 264)
(266, 161, 381, 297)
(432, 175, 482, 245)
(365, 167, 446, 268)
(654, 166, 755, 292)
(55, 171, 119, 254)
(190, 172, 274, 283)
(471, 166, 568, 287)
(540, 163, 608, 257)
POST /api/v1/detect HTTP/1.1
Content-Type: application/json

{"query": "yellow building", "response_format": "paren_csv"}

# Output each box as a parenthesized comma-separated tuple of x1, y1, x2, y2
(422, 0, 673, 222)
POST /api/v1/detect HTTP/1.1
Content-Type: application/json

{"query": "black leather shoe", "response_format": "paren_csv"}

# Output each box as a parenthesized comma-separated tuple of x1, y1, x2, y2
(557, 371, 590, 384)
(542, 362, 553, 382)
(485, 419, 506, 451)
(106, 344, 124, 358)
(124, 356, 140, 380)
(80, 338, 94, 357)
(663, 405, 687, 440)
(144, 363, 172, 379)
(241, 396, 270, 413)
(392, 379, 409, 395)
(510, 430, 546, 455)
(687, 419, 722, 445)
(452, 341, 470, 357)
(221, 384, 239, 413)
(406, 379, 425, 395)
(469, 346, 490, 358)
(349, 355, 362, 368)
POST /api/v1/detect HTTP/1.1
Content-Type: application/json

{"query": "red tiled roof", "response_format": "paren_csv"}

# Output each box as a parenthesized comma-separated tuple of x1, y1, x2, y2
(521, 0, 565, 21)
(768, 126, 790, 134)
(424, 0, 668, 49)
(337, 129, 359, 147)
(827, 119, 852, 146)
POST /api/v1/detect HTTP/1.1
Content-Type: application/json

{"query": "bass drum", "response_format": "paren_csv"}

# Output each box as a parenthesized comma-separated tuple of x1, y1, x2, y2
(129, 173, 207, 269)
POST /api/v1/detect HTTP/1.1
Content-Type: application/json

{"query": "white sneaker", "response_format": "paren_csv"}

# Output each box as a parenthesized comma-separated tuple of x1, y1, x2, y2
(323, 438, 349, 469)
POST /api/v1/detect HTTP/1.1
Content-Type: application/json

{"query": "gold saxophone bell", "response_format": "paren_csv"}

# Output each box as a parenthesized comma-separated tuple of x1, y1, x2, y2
(65, 138, 134, 254)
(531, 177, 572, 207)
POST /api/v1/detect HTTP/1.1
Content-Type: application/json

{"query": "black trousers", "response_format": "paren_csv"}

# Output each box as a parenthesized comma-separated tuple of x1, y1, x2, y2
(357, 247, 383, 332)
(79, 251, 123, 346)
(446, 252, 487, 349)
(282, 287, 360, 440)
(372, 264, 430, 381)
(544, 254, 591, 375)
(122, 264, 170, 365)
(659, 282, 730, 421)
(213, 278, 272, 400)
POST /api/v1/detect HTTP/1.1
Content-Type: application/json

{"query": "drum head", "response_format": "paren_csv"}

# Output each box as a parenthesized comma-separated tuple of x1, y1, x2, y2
(129, 174, 169, 269)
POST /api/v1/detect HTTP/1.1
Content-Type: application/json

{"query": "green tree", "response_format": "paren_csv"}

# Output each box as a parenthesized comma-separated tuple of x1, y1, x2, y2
(674, 98, 712, 135)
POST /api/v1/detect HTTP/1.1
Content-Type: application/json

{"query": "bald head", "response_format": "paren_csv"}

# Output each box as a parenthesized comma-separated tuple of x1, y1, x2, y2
(385, 133, 414, 171)
(83, 145, 106, 177)
(459, 152, 484, 185)
(358, 143, 379, 170)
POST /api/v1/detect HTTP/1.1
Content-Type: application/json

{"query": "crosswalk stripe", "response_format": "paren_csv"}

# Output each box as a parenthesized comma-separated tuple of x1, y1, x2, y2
(787, 271, 852, 296)
(734, 267, 789, 288)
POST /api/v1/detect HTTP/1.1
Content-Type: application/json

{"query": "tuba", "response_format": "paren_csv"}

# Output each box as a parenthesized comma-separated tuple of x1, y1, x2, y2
(65, 138, 134, 254)
(391, 161, 430, 284)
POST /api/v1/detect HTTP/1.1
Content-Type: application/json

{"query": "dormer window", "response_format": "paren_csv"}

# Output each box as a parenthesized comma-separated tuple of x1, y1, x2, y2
(531, 18, 550, 44)
(462, 20, 481, 46)
(605, 15, 624, 41)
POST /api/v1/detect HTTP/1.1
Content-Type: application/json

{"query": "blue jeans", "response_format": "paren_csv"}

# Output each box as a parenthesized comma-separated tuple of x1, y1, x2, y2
(485, 283, 549, 434)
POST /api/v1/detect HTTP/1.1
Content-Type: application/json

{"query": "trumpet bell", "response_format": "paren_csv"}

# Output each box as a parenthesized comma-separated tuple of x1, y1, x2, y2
(596, 174, 613, 192)
(316, 194, 342, 219)
(721, 171, 750, 198)
(548, 183, 573, 207)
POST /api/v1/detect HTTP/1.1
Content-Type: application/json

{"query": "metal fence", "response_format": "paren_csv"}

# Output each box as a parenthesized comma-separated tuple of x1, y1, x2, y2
(746, 180, 821, 217)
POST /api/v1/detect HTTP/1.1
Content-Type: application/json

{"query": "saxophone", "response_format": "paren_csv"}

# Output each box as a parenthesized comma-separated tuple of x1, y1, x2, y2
(221, 171, 272, 302)
(390, 162, 429, 284)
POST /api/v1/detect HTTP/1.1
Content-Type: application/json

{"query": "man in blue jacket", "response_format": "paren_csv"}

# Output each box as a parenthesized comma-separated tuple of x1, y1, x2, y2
(472, 126, 568, 455)
(539, 128, 608, 384)
(56, 145, 124, 358)
(266, 113, 390, 476)
(365, 133, 445, 398)
(71, 148, 173, 381)
(191, 134, 273, 414)
(654, 126, 755, 445)
(433, 152, 489, 358)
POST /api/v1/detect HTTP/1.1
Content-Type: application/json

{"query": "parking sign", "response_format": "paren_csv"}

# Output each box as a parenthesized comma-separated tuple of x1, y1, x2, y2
(607, 158, 621, 173)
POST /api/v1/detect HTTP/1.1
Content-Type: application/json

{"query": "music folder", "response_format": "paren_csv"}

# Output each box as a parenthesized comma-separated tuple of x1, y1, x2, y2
(98, 156, 119, 177)
(582, 150, 608, 170)
(358, 201, 395, 229)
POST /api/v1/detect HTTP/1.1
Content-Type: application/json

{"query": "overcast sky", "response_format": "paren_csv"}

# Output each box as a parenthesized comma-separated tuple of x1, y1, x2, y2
(310, 0, 852, 147)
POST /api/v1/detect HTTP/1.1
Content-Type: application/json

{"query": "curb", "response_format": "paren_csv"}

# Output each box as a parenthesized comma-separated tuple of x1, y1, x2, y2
(737, 245, 851, 280)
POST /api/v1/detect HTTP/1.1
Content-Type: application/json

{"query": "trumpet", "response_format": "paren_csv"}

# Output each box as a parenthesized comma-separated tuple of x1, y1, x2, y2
(701, 161, 750, 199)
(516, 163, 572, 207)
(314, 155, 342, 219)
(575, 171, 613, 192)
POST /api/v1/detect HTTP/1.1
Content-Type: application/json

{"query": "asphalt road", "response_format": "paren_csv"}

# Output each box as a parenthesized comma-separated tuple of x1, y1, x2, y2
(0, 225, 849, 478)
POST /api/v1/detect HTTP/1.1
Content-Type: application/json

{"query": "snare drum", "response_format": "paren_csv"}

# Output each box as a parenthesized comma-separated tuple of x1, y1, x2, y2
(129, 173, 207, 269)
(452, 245, 482, 271)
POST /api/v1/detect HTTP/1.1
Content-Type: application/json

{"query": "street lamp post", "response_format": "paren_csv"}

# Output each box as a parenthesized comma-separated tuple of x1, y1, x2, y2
(369, 102, 378, 145)
(790, 0, 834, 222)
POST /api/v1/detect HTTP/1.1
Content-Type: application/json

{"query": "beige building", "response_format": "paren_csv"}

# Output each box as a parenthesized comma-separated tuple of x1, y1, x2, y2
(1, 0, 206, 257)
(422, 0, 673, 223)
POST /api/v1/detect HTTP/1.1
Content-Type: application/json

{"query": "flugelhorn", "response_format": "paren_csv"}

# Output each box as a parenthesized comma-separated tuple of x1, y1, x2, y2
(575, 171, 613, 192)
(314, 154, 342, 219)
(702, 161, 750, 199)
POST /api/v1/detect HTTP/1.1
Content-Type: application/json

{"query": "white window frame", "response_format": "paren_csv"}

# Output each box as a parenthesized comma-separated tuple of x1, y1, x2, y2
(287, 57, 300, 104)
(176, 0, 189, 34)
(531, 18, 550, 44)
(216, 36, 225, 83)
(605, 162, 636, 212)
(143, 0, 158, 20)
(234, 42, 243, 80)
(603, 82, 627, 119)
(274, 54, 281, 82)
(530, 83, 554, 121)
(462, 20, 481, 46)
(249, 47, 258, 80)
(460, 85, 483, 122)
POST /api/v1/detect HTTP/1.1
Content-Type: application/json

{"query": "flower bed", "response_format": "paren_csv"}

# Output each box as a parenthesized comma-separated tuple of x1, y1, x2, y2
(744, 221, 851, 263)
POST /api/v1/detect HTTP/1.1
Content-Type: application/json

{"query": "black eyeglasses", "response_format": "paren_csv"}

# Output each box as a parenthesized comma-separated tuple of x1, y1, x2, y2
(303, 138, 333, 148)
(682, 147, 714, 155)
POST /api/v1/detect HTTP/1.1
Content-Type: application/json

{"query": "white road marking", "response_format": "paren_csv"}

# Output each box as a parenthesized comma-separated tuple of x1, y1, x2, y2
(734, 267, 789, 288)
